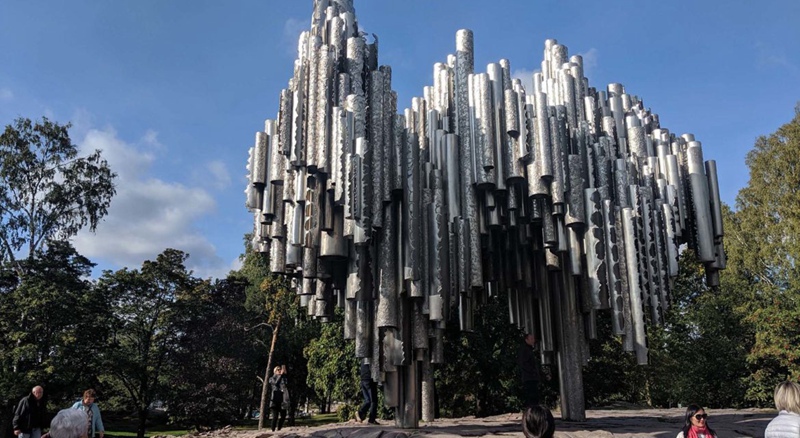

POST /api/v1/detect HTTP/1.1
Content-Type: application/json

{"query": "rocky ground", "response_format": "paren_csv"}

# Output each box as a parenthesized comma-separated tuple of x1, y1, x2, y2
(166, 408, 777, 438)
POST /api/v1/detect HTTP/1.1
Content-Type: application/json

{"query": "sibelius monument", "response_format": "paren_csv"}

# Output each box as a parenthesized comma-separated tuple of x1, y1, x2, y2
(245, 0, 726, 427)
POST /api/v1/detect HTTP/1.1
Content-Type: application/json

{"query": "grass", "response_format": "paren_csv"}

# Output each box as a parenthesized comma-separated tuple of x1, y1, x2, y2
(105, 413, 341, 438)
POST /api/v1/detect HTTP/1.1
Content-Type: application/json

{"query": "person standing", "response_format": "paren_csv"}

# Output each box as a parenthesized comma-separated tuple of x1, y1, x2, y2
(764, 381, 800, 437)
(676, 404, 717, 438)
(13, 386, 48, 438)
(70, 390, 103, 438)
(356, 362, 378, 424)
(518, 333, 541, 408)
(268, 365, 289, 431)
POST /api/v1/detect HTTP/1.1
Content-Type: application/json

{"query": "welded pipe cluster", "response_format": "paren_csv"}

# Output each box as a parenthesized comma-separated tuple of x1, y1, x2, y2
(245, 0, 725, 425)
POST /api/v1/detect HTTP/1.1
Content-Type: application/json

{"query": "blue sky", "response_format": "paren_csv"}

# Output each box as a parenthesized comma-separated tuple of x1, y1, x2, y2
(1, 1, 798, 279)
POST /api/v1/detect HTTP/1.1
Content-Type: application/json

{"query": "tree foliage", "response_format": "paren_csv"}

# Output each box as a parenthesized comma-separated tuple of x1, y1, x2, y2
(727, 107, 800, 403)
(166, 277, 263, 429)
(303, 312, 356, 413)
(0, 117, 116, 265)
(97, 249, 198, 438)
(436, 295, 540, 417)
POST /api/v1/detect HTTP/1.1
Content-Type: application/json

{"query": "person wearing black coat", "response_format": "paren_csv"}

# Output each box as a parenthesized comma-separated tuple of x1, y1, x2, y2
(13, 386, 47, 438)
(518, 334, 542, 409)
(268, 365, 289, 431)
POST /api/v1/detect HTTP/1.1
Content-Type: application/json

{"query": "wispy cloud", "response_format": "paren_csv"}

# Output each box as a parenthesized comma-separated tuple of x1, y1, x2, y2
(575, 48, 598, 79)
(282, 17, 310, 57)
(205, 160, 231, 190)
(73, 127, 230, 279)
(0, 88, 13, 101)
(755, 42, 798, 75)
(511, 68, 539, 94)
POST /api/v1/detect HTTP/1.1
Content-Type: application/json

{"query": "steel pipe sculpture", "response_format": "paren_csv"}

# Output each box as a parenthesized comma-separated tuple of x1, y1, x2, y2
(244, 0, 726, 427)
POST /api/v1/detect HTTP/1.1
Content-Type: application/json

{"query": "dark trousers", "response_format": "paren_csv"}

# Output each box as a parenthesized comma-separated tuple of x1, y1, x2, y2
(522, 379, 541, 408)
(358, 381, 377, 422)
(270, 407, 286, 431)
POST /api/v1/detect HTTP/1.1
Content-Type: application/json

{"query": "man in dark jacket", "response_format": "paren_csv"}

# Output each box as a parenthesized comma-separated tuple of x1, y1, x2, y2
(13, 386, 47, 438)
(518, 333, 541, 408)
(356, 362, 378, 424)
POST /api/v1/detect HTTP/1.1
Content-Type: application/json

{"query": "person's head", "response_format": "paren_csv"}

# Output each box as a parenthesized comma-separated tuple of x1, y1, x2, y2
(524, 333, 536, 347)
(774, 381, 800, 414)
(273, 366, 282, 375)
(522, 405, 555, 438)
(32, 386, 44, 400)
(82, 389, 96, 406)
(682, 404, 709, 430)
(49, 409, 88, 438)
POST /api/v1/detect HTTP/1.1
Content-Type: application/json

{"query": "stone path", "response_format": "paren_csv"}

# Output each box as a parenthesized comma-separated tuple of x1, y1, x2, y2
(180, 408, 776, 438)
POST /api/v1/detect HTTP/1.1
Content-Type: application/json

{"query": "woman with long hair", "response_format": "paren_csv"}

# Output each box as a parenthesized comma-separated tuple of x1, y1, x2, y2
(677, 404, 717, 438)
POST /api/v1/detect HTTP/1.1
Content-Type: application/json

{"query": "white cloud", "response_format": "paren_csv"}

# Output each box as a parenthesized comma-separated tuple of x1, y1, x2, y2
(755, 42, 798, 74)
(576, 48, 598, 79)
(205, 160, 231, 190)
(282, 18, 310, 57)
(141, 129, 162, 148)
(0, 88, 13, 101)
(511, 68, 539, 94)
(73, 127, 230, 279)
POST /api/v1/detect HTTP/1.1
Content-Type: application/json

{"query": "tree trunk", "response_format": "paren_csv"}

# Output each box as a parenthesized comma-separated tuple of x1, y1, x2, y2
(136, 407, 148, 438)
(258, 319, 281, 430)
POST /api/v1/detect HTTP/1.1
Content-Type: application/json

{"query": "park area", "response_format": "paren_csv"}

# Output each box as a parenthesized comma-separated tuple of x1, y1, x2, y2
(145, 408, 775, 438)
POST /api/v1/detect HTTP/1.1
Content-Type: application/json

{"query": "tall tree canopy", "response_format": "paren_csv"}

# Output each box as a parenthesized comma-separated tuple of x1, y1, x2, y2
(726, 106, 800, 402)
(0, 117, 116, 265)
(97, 249, 198, 438)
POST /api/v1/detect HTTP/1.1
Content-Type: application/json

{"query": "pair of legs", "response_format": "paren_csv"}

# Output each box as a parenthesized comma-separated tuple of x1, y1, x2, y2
(270, 407, 286, 431)
(21, 429, 42, 438)
(522, 380, 541, 409)
(357, 381, 377, 423)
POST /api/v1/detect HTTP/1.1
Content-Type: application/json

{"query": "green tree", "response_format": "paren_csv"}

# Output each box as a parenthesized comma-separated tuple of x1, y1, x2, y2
(727, 106, 800, 403)
(0, 242, 113, 428)
(0, 117, 116, 266)
(232, 238, 316, 428)
(436, 294, 531, 417)
(97, 249, 198, 438)
(303, 312, 356, 415)
(166, 277, 264, 429)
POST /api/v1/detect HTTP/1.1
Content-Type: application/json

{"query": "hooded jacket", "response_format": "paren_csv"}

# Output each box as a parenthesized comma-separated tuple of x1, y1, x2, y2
(764, 410, 800, 438)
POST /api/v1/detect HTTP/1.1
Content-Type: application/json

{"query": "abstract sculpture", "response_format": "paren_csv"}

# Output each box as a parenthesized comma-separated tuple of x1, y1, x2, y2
(245, 0, 726, 426)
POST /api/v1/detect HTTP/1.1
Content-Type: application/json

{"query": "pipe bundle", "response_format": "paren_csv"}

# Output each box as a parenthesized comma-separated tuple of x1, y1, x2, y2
(245, 0, 725, 424)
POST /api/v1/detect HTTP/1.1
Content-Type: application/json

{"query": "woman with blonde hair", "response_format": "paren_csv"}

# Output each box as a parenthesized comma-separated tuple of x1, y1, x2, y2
(765, 380, 800, 437)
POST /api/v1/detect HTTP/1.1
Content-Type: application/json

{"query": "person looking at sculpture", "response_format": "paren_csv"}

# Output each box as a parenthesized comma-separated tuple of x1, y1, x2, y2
(518, 333, 542, 408)
(70, 389, 103, 438)
(356, 361, 378, 424)
(764, 380, 800, 437)
(676, 404, 717, 438)
(13, 385, 48, 438)
(268, 365, 289, 431)
(522, 405, 555, 438)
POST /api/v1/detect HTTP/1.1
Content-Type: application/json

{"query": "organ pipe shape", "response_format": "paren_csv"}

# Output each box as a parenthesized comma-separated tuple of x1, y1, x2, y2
(245, 6, 730, 425)
(369, 69, 384, 229)
(377, 202, 398, 328)
(705, 160, 724, 240)
(533, 91, 553, 180)
(584, 188, 608, 309)
(686, 142, 715, 262)
(621, 207, 648, 365)
(602, 200, 625, 335)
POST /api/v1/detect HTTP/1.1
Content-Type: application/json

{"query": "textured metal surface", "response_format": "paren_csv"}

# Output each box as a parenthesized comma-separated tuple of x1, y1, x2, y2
(245, 5, 727, 425)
